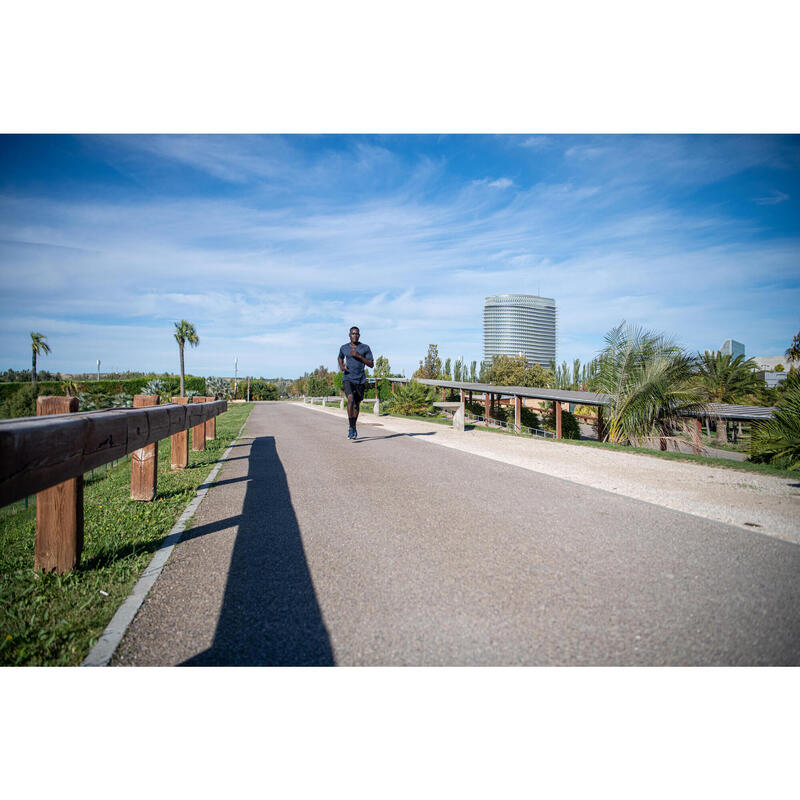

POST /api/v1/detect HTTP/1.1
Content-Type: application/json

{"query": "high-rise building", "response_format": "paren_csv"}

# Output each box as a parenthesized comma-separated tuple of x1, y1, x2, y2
(720, 339, 745, 359)
(483, 294, 556, 368)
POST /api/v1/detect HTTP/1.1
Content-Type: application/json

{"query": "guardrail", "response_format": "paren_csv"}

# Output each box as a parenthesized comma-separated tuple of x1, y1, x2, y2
(0, 395, 227, 573)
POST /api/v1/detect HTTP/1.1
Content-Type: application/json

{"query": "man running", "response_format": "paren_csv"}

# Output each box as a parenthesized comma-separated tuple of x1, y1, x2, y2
(338, 326, 374, 440)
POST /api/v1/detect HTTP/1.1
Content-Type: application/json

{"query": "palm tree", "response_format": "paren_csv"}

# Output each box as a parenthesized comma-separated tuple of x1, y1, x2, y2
(695, 350, 764, 443)
(590, 322, 707, 448)
(751, 373, 800, 470)
(786, 331, 800, 365)
(173, 320, 199, 397)
(30, 332, 51, 386)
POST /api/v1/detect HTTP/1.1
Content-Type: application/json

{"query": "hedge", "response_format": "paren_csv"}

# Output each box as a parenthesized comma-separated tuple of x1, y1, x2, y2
(0, 376, 205, 403)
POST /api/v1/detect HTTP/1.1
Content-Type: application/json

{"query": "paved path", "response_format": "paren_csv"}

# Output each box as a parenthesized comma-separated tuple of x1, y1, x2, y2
(112, 402, 800, 666)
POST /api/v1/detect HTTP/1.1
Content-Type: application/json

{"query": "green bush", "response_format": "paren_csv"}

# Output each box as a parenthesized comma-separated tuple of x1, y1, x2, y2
(386, 381, 435, 416)
(542, 406, 581, 439)
(249, 380, 278, 401)
(0, 384, 38, 418)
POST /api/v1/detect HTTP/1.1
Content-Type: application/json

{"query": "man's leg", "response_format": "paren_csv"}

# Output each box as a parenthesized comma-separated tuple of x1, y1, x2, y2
(345, 387, 357, 437)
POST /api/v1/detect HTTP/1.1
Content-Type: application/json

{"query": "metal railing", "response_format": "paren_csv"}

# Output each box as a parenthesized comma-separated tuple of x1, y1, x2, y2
(462, 410, 555, 439)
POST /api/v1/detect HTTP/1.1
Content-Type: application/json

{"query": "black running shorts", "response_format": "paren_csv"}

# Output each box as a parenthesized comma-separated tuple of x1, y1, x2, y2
(342, 380, 366, 403)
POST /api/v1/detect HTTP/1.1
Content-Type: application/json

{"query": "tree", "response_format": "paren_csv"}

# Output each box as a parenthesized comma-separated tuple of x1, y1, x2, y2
(695, 351, 765, 440)
(486, 354, 553, 388)
(785, 331, 800, 364)
(590, 322, 707, 448)
(469, 361, 477, 382)
(306, 365, 333, 397)
(173, 320, 199, 397)
(695, 350, 762, 403)
(373, 355, 391, 379)
(30, 332, 51, 386)
(413, 344, 442, 379)
(443, 358, 451, 380)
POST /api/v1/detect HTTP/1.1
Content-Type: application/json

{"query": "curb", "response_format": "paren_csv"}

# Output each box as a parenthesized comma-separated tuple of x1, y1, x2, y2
(82, 415, 251, 667)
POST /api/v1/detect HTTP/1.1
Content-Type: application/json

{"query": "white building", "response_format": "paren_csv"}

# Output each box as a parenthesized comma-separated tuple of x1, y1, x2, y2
(483, 294, 556, 368)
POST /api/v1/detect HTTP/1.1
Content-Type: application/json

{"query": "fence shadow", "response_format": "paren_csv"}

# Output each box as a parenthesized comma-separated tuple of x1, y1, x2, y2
(181, 436, 334, 666)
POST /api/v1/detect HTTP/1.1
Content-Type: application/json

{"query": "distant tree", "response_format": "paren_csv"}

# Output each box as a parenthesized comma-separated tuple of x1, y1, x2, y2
(306, 366, 334, 397)
(30, 332, 51, 386)
(173, 320, 199, 397)
(453, 357, 464, 382)
(785, 331, 800, 364)
(775, 363, 785, 372)
(469, 361, 477, 382)
(695, 351, 763, 406)
(486, 355, 553, 388)
(478, 361, 488, 382)
(443, 358, 451, 380)
(413, 344, 442, 379)
(373, 355, 392, 379)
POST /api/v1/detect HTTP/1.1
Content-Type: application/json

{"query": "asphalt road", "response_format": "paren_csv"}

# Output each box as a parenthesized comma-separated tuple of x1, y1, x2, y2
(112, 402, 800, 666)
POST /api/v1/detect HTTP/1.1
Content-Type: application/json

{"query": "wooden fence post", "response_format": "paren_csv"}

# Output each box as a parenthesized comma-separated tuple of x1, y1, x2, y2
(191, 396, 206, 451)
(131, 394, 159, 500)
(203, 396, 216, 441)
(34, 396, 83, 573)
(171, 396, 190, 469)
(596, 406, 605, 441)
(555, 401, 562, 439)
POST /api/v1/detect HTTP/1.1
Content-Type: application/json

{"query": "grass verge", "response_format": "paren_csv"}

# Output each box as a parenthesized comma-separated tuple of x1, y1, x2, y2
(0, 402, 253, 666)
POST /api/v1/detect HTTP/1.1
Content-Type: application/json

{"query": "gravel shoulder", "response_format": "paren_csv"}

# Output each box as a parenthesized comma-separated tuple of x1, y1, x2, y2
(299, 402, 800, 544)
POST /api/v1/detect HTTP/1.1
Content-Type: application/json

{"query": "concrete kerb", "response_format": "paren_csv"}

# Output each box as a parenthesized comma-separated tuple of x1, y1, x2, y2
(81, 415, 252, 667)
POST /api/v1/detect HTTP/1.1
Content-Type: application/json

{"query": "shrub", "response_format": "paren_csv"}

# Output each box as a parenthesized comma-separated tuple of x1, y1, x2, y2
(205, 376, 232, 400)
(249, 380, 278, 401)
(541, 405, 581, 439)
(0, 384, 38, 418)
(386, 381, 435, 416)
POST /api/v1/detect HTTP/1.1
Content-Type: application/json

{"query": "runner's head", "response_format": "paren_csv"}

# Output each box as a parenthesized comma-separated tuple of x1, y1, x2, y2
(349, 326, 360, 344)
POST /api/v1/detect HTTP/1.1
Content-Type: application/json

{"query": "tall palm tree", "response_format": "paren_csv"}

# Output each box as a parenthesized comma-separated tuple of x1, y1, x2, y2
(786, 331, 800, 365)
(590, 322, 707, 448)
(30, 332, 51, 386)
(695, 350, 763, 443)
(173, 320, 199, 397)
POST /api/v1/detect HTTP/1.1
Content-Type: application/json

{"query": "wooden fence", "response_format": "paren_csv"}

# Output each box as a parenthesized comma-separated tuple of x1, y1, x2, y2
(0, 395, 227, 573)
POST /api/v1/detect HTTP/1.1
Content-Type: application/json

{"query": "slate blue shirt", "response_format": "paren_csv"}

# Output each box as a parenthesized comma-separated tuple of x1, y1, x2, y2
(339, 342, 373, 385)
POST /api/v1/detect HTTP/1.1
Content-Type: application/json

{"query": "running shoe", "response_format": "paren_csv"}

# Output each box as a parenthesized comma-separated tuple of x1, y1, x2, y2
(347, 428, 354, 439)
(351, 428, 358, 440)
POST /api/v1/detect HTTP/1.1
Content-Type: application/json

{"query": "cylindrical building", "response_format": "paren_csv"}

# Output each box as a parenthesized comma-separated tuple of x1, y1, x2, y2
(483, 294, 557, 368)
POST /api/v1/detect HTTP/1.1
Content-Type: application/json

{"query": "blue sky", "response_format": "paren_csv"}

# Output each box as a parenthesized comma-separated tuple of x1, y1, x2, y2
(1, 134, 798, 378)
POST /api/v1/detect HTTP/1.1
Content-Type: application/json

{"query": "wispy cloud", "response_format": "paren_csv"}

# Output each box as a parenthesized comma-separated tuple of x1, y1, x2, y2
(754, 190, 789, 205)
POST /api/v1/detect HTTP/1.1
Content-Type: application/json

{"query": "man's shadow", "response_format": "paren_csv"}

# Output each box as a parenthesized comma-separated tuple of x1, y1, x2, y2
(182, 436, 334, 666)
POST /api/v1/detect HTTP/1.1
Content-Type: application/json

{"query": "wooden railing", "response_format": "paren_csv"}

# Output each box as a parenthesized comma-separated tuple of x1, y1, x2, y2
(0, 395, 227, 573)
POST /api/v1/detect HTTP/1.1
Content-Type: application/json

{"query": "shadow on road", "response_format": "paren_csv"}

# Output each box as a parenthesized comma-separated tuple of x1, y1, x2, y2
(181, 436, 334, 666)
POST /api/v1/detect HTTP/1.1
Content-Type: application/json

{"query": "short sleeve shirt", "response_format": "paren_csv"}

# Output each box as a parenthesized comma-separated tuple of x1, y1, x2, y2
(339, 342, 373, 385)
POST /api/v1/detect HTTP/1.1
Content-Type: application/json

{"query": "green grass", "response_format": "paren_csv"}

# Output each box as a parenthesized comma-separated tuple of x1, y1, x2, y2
(0, 403, 253, 666)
